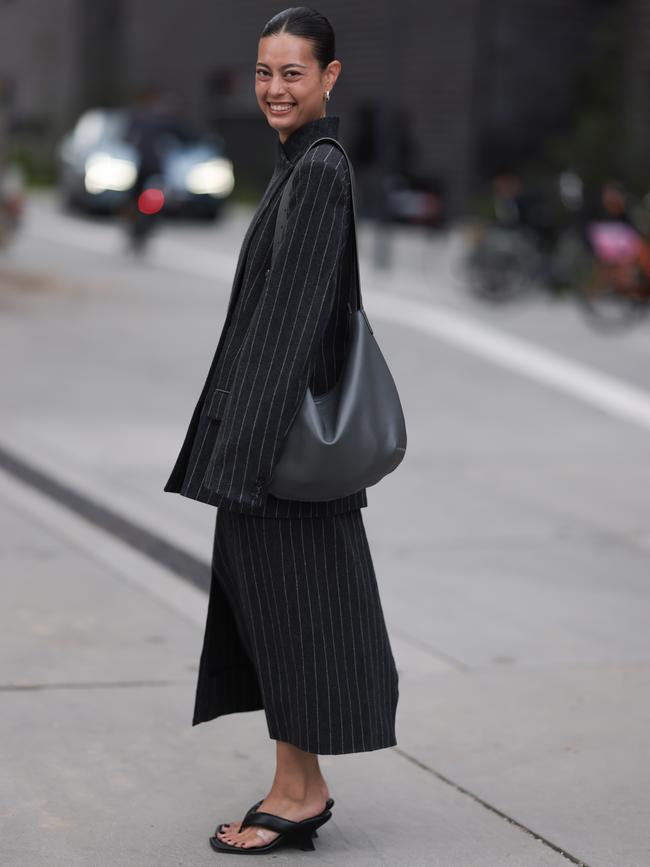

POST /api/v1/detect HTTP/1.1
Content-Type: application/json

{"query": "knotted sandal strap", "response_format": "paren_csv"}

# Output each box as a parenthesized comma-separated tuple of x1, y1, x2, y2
(215, 799, 262, 835)
(215, 798, 334, 836)
(241, 799, 263, 821)
(239, 810, 299, 835)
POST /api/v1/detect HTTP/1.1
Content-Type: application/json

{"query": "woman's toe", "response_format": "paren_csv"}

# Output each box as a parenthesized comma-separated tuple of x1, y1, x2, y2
(217, 819, 242, 839)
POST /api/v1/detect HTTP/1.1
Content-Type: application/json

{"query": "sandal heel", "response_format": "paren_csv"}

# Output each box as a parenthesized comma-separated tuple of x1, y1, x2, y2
(293, 831, 316, 851)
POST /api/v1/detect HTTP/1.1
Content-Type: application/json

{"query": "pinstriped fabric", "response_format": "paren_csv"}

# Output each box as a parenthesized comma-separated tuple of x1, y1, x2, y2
(192, 507, 399, 755)
(163, 115, 368, 517)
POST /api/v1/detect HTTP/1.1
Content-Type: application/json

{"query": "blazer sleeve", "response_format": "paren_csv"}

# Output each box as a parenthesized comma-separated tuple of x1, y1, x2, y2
(205, 146, 351, 507)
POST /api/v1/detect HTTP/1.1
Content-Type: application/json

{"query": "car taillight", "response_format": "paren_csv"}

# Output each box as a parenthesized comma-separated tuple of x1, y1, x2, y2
(137, 188, 165, 215)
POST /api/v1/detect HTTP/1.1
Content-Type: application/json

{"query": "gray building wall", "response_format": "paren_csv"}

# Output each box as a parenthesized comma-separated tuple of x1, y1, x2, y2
(476, 0, 604, 174)
(622, 0, 650, 181)
(118, 0, 485, 208)
(0, 0, 80, 165)
(0, 0, 616, 208)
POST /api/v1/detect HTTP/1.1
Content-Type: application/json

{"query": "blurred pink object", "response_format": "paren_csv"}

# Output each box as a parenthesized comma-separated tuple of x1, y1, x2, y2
(588, 221, 642, 262)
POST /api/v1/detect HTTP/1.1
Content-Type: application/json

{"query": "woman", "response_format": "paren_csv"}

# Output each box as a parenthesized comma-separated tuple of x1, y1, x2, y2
(163, 7, 399, 854)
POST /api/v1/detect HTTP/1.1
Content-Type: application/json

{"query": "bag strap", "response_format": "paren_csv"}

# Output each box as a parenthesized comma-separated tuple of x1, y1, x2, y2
(271, 135, 363, 313)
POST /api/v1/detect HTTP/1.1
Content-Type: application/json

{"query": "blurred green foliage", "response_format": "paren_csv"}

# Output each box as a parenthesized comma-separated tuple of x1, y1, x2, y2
(9, 146, 57, 188)
(542, 8, 649, 194)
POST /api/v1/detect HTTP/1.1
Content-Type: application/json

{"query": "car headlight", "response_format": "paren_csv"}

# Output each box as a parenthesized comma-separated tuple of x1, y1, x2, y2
(84, 153, 137, 194)
(185, 158, 234, 197)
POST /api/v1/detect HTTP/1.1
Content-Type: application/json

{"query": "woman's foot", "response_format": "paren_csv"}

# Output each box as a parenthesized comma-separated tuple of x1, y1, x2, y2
(216, 789, 329, 849)
(215, 739, 331, 850)
(222, 780, 330, 832)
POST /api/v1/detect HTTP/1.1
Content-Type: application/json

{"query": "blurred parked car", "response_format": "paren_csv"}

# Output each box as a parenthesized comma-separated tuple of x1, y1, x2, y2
(383, 173, 446, 228)
(57, 108, 234, 219)
(356, 169, 446, 229)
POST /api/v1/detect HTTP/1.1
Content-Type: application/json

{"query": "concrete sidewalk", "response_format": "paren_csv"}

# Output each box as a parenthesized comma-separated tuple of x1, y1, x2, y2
(3, 197, 650, 865)
(2, 469, 587, 867)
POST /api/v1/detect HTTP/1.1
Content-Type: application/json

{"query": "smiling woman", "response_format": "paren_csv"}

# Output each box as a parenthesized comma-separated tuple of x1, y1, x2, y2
(163, 6, 400, 857)
(255, 8, 341, 142)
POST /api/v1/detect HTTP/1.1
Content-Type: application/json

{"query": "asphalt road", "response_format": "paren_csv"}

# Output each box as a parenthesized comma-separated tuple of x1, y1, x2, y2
(1, 194, 649, 866)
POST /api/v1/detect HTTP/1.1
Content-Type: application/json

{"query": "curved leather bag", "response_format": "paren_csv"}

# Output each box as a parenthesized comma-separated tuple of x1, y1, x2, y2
(268, 137, 407, 501)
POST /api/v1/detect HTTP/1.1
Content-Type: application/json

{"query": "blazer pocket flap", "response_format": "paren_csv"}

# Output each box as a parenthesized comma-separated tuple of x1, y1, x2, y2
(203, 387, 231, 420)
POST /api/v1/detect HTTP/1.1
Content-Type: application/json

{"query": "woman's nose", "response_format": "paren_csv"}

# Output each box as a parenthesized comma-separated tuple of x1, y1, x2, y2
(267, 76, 289, 97)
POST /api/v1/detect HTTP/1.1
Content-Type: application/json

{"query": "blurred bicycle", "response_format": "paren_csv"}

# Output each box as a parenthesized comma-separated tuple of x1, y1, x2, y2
(456, 220, 546, 302)
(454, 172, 650, 329)
(575, 219, 650, 329)
(572, 182, 650, 330)
(454, 171, 560, 303)
(122, 172, 165, 255)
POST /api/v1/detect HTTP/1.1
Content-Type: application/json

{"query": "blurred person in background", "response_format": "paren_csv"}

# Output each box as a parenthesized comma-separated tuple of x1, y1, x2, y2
(124, 85, 193, 197)
(122, 86, 192, 248)
(583, 178, 650, 297)
(588, 179, 631, 224)
(490, 169, 556, 253)
(163, 7, 399, 855)
(0, 75, 24, 247)
(0, 75, 7, 244)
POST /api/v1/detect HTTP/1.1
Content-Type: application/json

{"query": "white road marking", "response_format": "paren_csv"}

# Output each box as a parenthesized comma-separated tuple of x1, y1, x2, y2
(369, 293, 650, 432)
(25, 219, 650, 433)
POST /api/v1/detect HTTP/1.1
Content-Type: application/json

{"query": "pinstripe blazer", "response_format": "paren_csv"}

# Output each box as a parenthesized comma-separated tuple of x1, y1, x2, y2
(163, 115, 369, 517)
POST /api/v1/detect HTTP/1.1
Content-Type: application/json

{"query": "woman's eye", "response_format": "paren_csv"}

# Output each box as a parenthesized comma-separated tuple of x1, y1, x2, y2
(255, 68, 300, 79)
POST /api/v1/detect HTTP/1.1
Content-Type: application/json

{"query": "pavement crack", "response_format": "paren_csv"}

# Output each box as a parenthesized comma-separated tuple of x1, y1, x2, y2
(0, 678, 192, 692)
(392, 747, 593, 867)
(390, 624, 471, 671)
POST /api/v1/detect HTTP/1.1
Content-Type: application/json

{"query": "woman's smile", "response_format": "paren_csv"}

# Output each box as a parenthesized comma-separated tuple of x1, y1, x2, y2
(267, 101, 296, 115)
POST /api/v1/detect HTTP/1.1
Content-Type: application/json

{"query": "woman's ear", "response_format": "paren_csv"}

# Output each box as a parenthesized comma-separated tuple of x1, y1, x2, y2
(324, 59, 342, 94)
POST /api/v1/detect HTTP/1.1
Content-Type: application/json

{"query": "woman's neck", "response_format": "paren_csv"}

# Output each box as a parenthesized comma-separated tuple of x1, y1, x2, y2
(279, 111, 328, 144)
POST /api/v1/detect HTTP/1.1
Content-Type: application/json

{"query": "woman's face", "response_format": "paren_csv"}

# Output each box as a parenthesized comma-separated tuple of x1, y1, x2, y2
(255, 32, 340, 142)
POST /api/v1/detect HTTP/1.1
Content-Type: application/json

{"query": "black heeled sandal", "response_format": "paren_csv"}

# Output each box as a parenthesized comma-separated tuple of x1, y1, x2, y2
(209, 806, 332, 855)
(215, 797, 334, 837)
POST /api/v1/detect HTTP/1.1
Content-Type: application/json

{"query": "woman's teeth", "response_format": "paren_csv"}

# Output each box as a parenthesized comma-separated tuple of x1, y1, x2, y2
(269, 103, 294, 113)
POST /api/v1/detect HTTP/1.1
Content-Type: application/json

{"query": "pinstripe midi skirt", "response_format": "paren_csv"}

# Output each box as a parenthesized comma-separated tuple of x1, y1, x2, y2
(192, 508, 399, 755)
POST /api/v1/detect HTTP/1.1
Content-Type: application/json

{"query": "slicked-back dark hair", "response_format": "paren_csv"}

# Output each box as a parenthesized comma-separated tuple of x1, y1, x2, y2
(261, 7, 335, 70)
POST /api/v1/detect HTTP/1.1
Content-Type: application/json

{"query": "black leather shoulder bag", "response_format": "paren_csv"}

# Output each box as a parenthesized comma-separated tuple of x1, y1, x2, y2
(268, 136, 407, 501)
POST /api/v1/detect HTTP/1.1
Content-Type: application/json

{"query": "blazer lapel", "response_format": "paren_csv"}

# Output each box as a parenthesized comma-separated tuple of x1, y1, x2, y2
(221, 161, 293, 328)
(207, 120, 343, 390)
(221, 118, 340, 329)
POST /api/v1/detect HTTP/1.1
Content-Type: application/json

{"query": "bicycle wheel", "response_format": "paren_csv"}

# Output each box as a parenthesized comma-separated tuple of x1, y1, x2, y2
(575, 263, 649, 330)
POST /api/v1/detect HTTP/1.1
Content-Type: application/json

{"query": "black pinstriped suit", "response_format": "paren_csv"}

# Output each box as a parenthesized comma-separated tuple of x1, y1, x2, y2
(165, 115, 399, 754)
(163, 115, 367, 517)
(194, 507, 399, 754)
